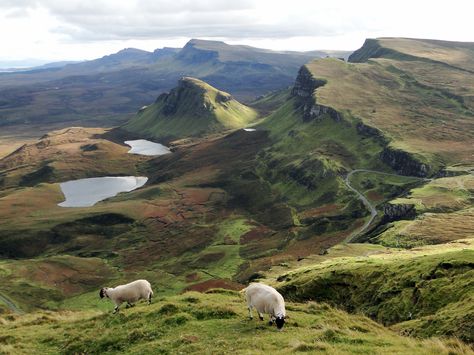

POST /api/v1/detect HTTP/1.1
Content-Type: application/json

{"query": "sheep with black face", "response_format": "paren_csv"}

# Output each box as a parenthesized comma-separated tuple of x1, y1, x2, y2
(99, 279, 153, 314)
(242, 283, 286, 330)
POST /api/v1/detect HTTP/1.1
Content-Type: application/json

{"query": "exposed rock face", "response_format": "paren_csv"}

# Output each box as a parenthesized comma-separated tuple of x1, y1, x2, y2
(380, 147, 431, 177)
(356, 122, 387, 144)
(434, 169, 466, 178)
(291, 64, 434, 179)
(291, 66, 341, 121)
(291, 65, 326, 98)
(161, 77, 209, 117)
(381, 203, 416, 223)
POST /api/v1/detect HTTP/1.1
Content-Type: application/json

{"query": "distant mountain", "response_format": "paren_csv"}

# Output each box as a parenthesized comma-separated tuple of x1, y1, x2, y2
(0, 61, 80, 73)
(0, 59, 50, 70)
(0, 39, 350, 128)
(123, 77, 258, 142)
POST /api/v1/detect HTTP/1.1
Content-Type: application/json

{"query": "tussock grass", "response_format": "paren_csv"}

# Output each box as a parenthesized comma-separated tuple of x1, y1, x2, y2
(1, 291, 472, 354)
(278, 240, 474, 342)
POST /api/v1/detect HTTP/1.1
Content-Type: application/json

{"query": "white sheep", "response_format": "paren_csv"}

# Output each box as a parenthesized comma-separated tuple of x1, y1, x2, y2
(99, 279, 153, 314)
(242, 283, 286, 330)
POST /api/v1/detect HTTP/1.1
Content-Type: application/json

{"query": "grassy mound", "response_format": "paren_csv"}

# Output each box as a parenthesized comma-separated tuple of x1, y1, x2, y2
(1, 291, 472, 354)
(123, 77, 258, 142)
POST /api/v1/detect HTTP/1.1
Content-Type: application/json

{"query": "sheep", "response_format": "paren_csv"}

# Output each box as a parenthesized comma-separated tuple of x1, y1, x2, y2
(242, 283, 286, 330)
(99, 279, 153, 314)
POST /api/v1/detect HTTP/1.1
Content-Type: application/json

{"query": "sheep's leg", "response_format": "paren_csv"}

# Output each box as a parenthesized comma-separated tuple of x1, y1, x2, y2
(258, 312, 264, 321)
(126, 302, 135, 308)
(113, 304, 120, 314)
(148, 292, 152, 305)
(248, 305, 253, 320)
(268, 315, 275, 326)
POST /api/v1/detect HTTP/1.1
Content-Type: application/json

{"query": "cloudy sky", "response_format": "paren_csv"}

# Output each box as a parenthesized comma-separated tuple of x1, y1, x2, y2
(1, 0, 473, 63)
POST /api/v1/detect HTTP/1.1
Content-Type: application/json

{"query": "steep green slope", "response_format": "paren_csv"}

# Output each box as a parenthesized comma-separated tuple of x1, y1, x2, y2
(1, 290, 472, 354)
(245, 70, 394, 248)
(277, 240, 474, 343)
(122, 77, 258, 142)
(371, 174, 474, 248)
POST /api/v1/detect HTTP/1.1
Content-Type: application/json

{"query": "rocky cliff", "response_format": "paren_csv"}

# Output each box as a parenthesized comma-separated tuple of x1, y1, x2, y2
(380, 147, 431, 177)
(291, 66, 341, 121)
(381, 203, 416, 223)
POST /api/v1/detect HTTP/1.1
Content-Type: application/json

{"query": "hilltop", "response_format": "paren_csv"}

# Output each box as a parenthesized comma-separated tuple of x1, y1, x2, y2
(122, 77, 258, 142)
(1, 290, 472, 354)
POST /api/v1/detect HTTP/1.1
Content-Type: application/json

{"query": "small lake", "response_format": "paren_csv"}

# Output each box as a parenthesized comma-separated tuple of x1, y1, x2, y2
(58, 176, 148, 207)
(124, 139, 171, 156)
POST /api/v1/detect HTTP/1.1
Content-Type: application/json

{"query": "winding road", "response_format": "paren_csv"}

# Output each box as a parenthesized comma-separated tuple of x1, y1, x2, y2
(343, 169, 428, 243)
(0, 292, 23, 314)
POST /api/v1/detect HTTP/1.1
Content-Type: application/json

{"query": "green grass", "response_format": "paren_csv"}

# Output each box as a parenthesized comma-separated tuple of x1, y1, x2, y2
(198, 218, 253, 279)
(255, 97, 387, 210)
(1, 290, 472, 354)
(349, 171, 423, 206)
(373, 175, 474, 247)
(0, 255, 119, 312)
(391, 175, 474, 213)
(278, 239, 474, 342)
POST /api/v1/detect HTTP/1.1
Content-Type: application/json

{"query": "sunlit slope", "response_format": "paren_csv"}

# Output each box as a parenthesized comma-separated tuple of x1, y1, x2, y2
(372, 173, 474, 247)
(0, 127, 139, 189)
(1, 290, 472, 354)
(123, 77, 258, 142)
(303, 38, 474, 167)
(278, 239, 474, 343)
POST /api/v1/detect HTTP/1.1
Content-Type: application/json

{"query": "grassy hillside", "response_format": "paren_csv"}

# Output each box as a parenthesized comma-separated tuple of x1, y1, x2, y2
(303, 38, 474, 170)
(122, 77, 258, 142)
(277, 239, 474, 343)
(371, 174, 474, 247)
(1, 290, 472, 355)
(0, 127, 141, 189)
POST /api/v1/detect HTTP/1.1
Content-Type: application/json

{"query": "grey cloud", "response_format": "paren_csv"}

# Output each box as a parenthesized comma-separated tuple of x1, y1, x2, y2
(1, 0, 351, 42)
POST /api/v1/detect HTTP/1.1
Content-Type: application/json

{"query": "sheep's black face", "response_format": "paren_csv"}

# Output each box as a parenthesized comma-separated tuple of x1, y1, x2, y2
(275, 316, 285, 329)
(99, 288, 106, 299)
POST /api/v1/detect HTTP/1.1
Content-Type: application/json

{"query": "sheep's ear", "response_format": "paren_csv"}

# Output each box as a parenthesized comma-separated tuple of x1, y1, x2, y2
(284, 315, 290, 319)
(99, 288, 106, 298)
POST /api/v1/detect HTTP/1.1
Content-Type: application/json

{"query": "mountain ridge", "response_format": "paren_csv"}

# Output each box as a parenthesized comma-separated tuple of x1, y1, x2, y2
(0, 39, 350, 128)
(300, 38, 474, 173)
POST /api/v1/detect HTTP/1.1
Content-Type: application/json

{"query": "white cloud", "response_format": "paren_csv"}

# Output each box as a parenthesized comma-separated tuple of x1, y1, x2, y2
(0, 0, 473, 61)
